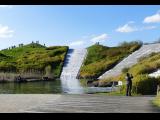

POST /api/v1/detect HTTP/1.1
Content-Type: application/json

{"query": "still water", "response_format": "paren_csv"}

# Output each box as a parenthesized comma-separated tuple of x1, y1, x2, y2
(0, 80, 62, 94)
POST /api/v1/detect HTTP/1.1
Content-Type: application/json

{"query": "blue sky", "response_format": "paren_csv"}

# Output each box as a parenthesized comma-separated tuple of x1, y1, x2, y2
(0, 5, 160, 49)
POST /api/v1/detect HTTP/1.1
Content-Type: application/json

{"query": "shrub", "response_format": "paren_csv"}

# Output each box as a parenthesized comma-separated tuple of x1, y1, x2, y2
(132, 75, 157, 95)
(138, 56, 148, 62)
(119, 40, 143, 48)
(122, 67, 129, 73)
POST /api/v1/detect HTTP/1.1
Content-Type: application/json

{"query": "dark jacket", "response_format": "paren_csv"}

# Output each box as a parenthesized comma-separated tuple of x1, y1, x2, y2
(125, 75, 133, 84)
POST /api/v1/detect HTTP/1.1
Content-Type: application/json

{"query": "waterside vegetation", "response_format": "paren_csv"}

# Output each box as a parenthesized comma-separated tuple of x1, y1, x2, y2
(0, 42, 68, 81)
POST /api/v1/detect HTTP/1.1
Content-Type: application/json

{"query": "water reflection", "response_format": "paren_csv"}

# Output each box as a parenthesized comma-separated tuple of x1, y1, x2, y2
(0, 79, 119, 94)
(0, 80, 61, 94)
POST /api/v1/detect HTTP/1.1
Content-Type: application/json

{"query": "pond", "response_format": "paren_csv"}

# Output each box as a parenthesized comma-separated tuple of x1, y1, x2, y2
(0, 80, 62, 94)
(0, 79, 119, 94)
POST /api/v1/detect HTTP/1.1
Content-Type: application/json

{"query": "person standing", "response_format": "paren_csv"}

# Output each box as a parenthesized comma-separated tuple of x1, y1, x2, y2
(125, 73, 133, 96)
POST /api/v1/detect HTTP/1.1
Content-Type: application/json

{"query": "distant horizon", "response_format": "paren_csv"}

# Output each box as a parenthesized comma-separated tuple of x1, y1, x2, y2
(0, 5, 160, 49)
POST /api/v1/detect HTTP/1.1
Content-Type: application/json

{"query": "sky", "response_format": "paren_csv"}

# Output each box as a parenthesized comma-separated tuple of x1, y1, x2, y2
(0, 5, 160, 49)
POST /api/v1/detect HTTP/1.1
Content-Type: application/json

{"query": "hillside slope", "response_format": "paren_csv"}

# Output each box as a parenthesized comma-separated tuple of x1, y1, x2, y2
(99, 52, 160, 95)
(99, 43, 160, 79)
(0, 43, 68, 78)
(79, 41, 142, 79)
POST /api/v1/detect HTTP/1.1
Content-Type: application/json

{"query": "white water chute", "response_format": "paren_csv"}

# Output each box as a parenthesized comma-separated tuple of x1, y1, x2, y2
(60, 49, 87, 94)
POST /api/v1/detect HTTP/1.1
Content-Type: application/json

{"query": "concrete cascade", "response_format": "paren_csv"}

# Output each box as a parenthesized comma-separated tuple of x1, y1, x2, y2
(149, 69, 160, 78)
(99, 43, 160, 79)
(60, 49, 87, 94)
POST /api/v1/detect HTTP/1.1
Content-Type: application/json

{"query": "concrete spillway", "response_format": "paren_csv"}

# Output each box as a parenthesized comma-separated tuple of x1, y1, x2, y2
(149, 69, 160, 78)
(60, 49, 87, 94)
(99, 43, 160, 79)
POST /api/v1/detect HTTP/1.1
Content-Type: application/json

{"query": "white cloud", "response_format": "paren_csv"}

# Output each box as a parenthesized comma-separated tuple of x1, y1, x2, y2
(90, 33, 109, 43)
(143, 11, 160, 23)
(116, 21, 157, 33)
(140, 26, 157, 30)
(69, 40, 84, 46)
(128, 21, 135, 24)
(0, 5, 12, 8)
(0, 24, 14, 38)
(116, 22, 138, 33)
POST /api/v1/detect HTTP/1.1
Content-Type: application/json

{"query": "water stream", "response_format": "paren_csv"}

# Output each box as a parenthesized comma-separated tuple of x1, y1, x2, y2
(60, 49, 87, 94)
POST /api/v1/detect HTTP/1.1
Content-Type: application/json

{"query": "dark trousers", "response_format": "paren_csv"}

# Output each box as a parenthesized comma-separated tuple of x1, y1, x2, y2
(126, 81, 132, 96)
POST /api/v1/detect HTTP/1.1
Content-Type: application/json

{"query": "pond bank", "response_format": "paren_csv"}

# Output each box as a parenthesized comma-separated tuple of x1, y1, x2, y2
(0, 72, 59, 83)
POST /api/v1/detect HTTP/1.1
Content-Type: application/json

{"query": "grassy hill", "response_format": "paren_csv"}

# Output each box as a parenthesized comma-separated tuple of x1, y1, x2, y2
(79, 41, 142, 79)
(0, 43, 68, 78)
(98, 52, 160, 95)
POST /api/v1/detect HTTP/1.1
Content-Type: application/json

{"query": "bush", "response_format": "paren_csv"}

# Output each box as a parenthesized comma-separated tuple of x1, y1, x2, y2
(138, 56, 148, 62)
(132, 75, 157, 95)
(119, 40, 143, 48)
(104, 74, 158, 95)
(122, 67, 129, 73)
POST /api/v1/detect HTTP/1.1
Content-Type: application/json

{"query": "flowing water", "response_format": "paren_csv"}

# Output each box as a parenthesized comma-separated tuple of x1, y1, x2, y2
(60, 49, 87, 94)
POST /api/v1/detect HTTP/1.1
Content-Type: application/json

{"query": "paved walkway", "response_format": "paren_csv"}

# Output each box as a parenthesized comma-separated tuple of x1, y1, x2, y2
(0, 94, 159, 113)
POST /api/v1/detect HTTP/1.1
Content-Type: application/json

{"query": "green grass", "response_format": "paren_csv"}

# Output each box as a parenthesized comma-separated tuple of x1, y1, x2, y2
(95, 91, 125, 96)
(95, 91, 141, 96)
(79, 41, 142, 79)
(153, 94, 160, 107)
(79, 79, 88, 87)
(99, 52, 160, 95)
(0, 43, 68, 78)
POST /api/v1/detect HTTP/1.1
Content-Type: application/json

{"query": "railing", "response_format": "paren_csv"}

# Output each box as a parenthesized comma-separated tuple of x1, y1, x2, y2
(110, 81, 123, 93)
(111, 82, 116, 92)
